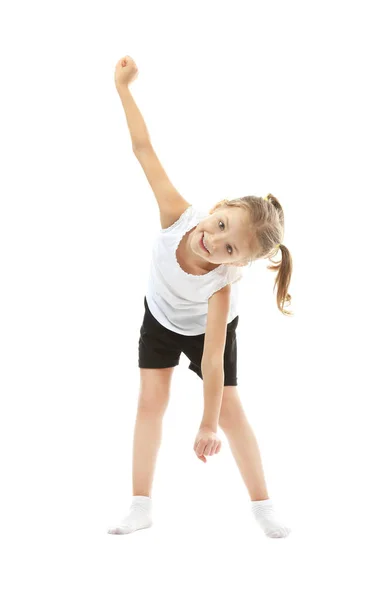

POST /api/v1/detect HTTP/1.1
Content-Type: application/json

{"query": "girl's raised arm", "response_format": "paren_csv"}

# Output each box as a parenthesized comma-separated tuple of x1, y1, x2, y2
(115, 56, 190, 229)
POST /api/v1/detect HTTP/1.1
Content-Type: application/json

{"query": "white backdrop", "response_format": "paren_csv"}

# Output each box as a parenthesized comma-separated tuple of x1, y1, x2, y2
(1, 0, 387, 598)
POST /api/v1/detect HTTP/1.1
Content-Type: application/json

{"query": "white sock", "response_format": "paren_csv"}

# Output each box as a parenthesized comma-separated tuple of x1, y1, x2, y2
(251, 498, 291, 538)
(107, 496, 153, 535)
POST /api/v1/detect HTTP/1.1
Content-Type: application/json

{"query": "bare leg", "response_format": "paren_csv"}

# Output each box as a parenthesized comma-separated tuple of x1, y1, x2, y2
(107, 368, 174, 535)
(107, 408, 163, 534)
(132, 407, 164, 498)
(220, 412, 269, 501)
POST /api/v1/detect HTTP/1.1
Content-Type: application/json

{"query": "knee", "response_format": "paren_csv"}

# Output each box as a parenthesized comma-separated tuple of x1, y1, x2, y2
(218, 388, 247, 430)
(137, 391, 170, 416)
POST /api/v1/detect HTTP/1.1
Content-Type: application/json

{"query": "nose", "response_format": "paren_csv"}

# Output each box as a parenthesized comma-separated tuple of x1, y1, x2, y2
(206, 236, 215, 254)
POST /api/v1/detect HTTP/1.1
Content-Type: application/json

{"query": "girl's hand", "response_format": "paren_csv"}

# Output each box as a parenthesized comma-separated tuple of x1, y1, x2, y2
(114, 55, 139, 88)
(194, 427, 221, 463)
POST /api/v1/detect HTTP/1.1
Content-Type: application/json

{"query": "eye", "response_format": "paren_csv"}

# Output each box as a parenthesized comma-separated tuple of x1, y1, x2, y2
(218, 220, 233, 255)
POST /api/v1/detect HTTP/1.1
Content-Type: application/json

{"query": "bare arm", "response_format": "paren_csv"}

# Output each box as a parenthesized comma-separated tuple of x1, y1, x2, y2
(116, 84, 151, 150)
(200, 363, 225, 431)
(199, 285, 231, 430)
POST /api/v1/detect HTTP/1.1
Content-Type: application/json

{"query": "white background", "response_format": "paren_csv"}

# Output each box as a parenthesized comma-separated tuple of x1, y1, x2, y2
(1, 0, 387, 597)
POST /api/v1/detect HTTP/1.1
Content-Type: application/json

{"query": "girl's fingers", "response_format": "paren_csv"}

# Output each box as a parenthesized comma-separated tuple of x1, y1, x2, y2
(194, 440, 221, 457)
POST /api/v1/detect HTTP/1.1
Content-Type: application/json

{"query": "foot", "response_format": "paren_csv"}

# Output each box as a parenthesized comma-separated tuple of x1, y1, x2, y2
(108, 496, 153, 535)
(251, 499, 291, 538)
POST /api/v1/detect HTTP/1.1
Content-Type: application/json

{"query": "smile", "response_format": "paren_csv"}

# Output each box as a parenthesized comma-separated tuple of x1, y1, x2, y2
(201, 234, 210, 253)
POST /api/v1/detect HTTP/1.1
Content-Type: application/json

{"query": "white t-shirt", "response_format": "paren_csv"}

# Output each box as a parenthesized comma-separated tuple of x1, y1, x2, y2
(145, 204, 243, 335)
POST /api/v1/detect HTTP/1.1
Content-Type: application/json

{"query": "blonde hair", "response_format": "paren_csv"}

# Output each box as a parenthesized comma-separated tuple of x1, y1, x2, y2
(211, 194, 293, 316)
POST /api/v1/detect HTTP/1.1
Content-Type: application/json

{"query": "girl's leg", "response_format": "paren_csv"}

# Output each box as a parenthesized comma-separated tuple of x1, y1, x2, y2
(218, 387, 269, 501)
(108, 367, 175, 535)
(219, 386, 291, 538)
(132, 366, 175, 496)
(132, 404, 165, 496)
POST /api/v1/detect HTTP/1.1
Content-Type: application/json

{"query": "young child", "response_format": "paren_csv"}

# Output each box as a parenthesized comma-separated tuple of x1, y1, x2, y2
(108, 56, 293, 539)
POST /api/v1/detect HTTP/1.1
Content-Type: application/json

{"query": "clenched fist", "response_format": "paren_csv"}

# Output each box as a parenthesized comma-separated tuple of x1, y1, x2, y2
(114, 55, 139, 88)
(194, 427, 221, 463)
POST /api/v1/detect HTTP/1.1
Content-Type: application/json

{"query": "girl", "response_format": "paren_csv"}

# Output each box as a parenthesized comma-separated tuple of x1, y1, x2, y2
(108, 56, 293, 539)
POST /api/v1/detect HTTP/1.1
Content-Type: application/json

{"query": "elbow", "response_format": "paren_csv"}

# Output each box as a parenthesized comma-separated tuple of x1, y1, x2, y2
(201, 357, 224, 372)
(133, 141, 151, 154)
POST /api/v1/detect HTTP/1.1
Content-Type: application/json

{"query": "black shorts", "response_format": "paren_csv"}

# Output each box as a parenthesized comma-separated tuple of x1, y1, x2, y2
(138, 296, 239, 386)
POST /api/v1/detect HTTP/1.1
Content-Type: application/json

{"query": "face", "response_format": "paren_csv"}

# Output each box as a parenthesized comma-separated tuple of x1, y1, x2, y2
(188, 206, 254, 267)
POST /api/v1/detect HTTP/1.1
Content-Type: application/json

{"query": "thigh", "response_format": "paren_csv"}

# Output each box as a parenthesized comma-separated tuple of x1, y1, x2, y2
(182, 315, 239, 386)
(138, 296, 183, 370)
(138, 366, 176, 412)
